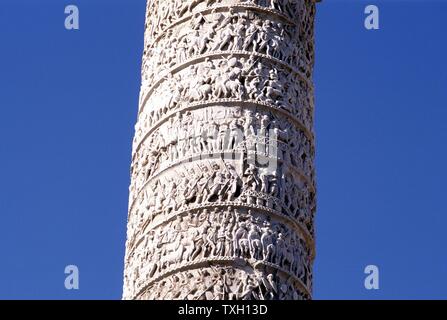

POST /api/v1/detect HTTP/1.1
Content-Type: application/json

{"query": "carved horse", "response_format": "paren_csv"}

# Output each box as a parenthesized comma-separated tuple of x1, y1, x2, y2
(189, 83, 213, 102)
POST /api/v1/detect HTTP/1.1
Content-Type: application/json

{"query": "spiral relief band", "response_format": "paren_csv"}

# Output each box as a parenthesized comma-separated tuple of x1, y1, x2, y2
(123, 0, 317, 300)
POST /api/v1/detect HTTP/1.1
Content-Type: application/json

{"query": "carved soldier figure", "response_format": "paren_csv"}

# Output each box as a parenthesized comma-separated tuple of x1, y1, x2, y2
(204, 224, 218, 257)
(248, 224, 262, 260)
(239, 275, 258, 300)
(244, 164, 259, 191)
(207, 166, 226, 202)
(275, 232, 286, 266)
(261, 222, 275, 262)
(191, 214, 211, 260)
(243, 20, 261, 51)
(227, 119, 241, 150)
(243, 110, 256, 138)
(233, 220, 248, 257)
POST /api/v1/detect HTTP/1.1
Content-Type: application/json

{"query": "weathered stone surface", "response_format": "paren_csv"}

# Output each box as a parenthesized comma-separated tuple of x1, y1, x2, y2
(123, 0, 317, 300)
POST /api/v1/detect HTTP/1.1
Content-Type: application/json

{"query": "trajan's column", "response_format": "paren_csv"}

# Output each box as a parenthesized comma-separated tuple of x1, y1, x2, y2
(123, 0, 317, 300)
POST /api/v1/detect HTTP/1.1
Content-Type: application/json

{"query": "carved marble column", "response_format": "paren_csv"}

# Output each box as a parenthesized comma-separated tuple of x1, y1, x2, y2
(123, 0, 317, 300)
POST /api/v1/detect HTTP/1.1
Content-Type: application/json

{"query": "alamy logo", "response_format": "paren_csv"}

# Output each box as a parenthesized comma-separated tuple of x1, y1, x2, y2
(172, 124, 279, 174)
(65, 5, 79, 30)
(364, 265, 380, 290)
(64, 265, 79, 290)
(364, 5, 380, 30)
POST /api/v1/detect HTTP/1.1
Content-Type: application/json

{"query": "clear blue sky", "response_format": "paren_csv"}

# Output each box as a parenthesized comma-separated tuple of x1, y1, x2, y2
(0, 0, 446, 299)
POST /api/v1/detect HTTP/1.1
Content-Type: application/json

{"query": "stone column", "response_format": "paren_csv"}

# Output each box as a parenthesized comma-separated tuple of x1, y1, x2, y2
(123, 0, 317, 300)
